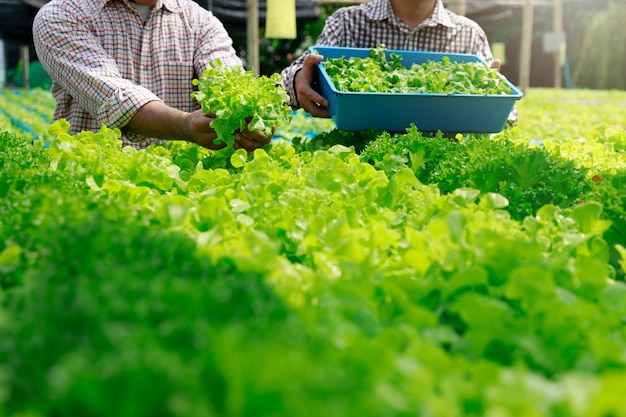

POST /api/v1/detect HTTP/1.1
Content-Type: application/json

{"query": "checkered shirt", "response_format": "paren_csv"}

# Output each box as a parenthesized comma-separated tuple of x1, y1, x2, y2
(33, 0, 242, 148)
(281, 0, 496, 108)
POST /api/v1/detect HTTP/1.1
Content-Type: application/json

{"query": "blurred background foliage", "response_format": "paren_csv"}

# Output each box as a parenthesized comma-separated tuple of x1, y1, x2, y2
(571, 1, 626, 89)
(489, 0, 624, 89)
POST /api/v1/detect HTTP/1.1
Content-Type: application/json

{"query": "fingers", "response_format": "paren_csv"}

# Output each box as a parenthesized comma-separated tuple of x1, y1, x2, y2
(301, 96, 331, 118)
(491, 59, 501, 72)
(303, 53, 325, 73)
(233, 128, 272, 151)
(196, 137, 226, 150)
(188, 109, 273, 152)
(296, 82, 331, 117)
(295, 54, 331, 118)
(196, 132, 269, 152)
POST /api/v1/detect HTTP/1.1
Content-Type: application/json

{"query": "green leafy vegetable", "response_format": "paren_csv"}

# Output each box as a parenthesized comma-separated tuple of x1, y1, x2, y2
(2, 87, 626, 417)
(191, 59, 292, 147)
(322, 45, 514, 95)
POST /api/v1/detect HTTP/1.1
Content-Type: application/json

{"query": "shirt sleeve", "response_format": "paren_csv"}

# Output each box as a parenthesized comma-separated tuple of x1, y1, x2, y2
(193, 9, 243, 75)
(280, 11, 348, 109)
(279, 54, 306, 110)
(33, 2, 161, 129)
(462, 22, 518, 127)
(465, 20, 494, 64)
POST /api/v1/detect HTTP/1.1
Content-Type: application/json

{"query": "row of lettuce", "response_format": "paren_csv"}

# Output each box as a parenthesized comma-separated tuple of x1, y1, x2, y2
(1, 88, 626, 416)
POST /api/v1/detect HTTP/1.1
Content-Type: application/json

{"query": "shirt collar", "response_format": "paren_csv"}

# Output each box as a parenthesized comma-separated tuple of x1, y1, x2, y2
(426, 0, 455, 28)
(158, 0, 182, 13)
(366, 0, 455, 28)
(96, 0, 181, 13)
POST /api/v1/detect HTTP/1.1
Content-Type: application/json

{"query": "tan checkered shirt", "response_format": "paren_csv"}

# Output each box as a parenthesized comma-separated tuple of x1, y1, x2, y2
(33, 0, 242, 148)
(281, 0, 496, 109)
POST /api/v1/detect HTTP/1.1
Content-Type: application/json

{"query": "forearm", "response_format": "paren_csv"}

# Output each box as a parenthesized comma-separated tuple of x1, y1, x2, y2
(123, 93, 272, 151)
(123, 101, 192, 141)
(280, 57, 306, 109)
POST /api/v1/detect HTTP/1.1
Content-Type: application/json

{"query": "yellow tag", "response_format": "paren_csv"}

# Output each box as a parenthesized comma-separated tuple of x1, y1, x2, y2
(265, 0, 297, 39)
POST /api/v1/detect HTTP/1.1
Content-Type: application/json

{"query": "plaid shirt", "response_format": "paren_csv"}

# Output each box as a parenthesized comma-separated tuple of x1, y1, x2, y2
(33, 0, 242, 148)
(281, 0, 495, 109)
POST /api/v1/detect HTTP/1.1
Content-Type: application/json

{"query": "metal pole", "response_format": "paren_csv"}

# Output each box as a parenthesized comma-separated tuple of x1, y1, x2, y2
(20, 45, 29, 89)
(0, 37, 5, 88)
(519, 0, 534, 93)
(246, 0, 259, 75)
(553, 0, 563, 88)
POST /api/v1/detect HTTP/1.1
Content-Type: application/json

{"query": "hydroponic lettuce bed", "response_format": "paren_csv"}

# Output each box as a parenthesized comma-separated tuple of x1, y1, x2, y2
(1, 87, 626, 417)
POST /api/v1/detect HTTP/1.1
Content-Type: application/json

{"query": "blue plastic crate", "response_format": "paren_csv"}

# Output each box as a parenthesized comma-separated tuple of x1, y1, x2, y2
(311, 46, 523, 133)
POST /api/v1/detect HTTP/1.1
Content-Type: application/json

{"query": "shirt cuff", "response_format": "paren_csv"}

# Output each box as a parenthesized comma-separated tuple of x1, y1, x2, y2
(97, 86, 162, 129)
(280, 65, 302, 109)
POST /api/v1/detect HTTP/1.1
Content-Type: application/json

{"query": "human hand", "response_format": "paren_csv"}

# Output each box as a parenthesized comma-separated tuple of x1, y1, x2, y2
(186, 110, 273, 151)
(491, 59, 502, 72)
(232, 122, 274, 151)
(294, 54, 331, 118)
(186, 109, 225, 150)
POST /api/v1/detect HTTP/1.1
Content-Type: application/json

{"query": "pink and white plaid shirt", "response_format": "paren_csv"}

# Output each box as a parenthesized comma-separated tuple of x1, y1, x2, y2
(33, 0, 242, 148)
(281, 0, 495, 109)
